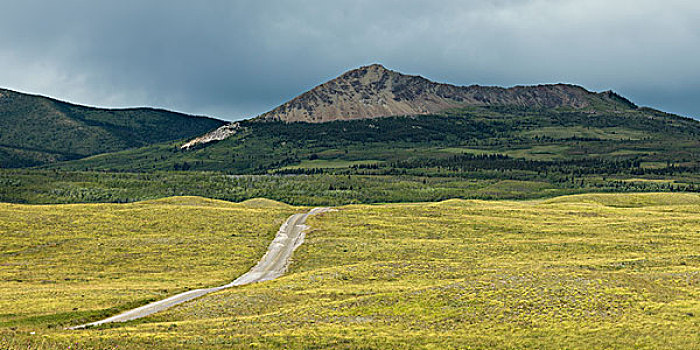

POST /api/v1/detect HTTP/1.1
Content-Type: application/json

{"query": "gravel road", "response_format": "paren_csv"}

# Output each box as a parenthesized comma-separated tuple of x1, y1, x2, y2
(69, 207, 329, 329)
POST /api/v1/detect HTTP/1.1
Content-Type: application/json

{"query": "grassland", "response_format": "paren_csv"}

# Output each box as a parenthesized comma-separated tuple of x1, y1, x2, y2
(522, 126, 650, 141)
(0, 197, 297, 341)
(5, 193, 698, 349)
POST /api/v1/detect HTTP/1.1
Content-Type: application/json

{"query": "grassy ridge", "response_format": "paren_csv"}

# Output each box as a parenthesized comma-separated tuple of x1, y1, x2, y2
(0, 197, 297, 333)
(6, 193, 698, 349)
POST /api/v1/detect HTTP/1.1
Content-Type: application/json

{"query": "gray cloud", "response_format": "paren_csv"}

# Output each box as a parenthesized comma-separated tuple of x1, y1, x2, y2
(0, 0, 698, 120)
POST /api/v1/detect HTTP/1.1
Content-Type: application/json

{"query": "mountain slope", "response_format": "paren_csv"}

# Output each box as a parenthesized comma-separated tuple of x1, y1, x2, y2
(53, 103, 700, 175)
(256, 64, 636, 123)
(0, 88, 225, 167)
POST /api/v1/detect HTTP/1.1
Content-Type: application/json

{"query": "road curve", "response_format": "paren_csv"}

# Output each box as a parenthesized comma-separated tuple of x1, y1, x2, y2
(69, 207, 329, 330)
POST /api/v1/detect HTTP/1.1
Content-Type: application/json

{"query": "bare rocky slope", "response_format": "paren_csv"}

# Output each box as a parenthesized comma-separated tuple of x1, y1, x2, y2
(256, 64, 635, 123)
(183, 64, 635, 148)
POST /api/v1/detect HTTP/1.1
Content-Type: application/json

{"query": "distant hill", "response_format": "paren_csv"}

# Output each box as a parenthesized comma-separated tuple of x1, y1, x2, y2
(0, 88, 225, 167)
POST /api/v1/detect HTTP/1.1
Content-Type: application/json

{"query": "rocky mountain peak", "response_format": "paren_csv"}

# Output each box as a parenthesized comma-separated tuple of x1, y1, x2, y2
(347, 63, 390, 76)
(253, 64, 633, 124)
(181, 65, 638, 148)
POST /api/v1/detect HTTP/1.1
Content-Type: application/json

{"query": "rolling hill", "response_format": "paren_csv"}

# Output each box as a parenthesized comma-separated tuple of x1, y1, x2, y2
(0, 88, 225, 167)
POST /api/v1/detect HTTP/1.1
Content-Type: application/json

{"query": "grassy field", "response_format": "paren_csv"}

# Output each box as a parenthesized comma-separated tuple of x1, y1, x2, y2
(0, 197, 297, 341)
(5, 193, 698, 349)
(522, 126, 650, 141)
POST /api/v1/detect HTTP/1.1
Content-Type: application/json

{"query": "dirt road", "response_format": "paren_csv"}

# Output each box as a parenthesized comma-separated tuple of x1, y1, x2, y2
(70, 207, 328, 329)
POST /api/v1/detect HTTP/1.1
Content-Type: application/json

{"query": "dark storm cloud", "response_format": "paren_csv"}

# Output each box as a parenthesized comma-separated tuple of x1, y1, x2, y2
(0, 0, 698, 120)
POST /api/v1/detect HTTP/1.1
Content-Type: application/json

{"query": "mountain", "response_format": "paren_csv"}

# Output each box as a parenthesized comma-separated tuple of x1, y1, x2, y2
(184, 64, 637, 149)
(8, 64, 700, 205)
(0, 88, 225, 167)
(26, 63, 700, 186)
(256, 64, 636, 123)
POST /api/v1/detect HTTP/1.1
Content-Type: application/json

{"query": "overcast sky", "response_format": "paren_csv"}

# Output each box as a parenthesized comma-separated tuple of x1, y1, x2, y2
(1, 0, 698, 121)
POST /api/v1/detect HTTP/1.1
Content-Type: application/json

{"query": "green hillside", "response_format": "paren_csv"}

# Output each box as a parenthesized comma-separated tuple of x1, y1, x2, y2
(0, 88, 225, 167)
(55, 104, 700, 173)
(53, 105, 700, 180)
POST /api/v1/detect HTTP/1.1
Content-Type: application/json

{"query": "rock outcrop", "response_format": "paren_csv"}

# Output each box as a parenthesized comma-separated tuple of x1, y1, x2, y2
(181, 122, 241, 149)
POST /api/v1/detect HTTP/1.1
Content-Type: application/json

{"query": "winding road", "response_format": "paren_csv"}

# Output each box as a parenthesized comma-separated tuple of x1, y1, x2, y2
(70, 207, 329, 330)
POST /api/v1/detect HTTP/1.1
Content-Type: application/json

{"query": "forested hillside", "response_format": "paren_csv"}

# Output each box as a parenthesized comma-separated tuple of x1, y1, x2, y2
(0, 88, 225, 167)
(56, 105, 700, 176)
